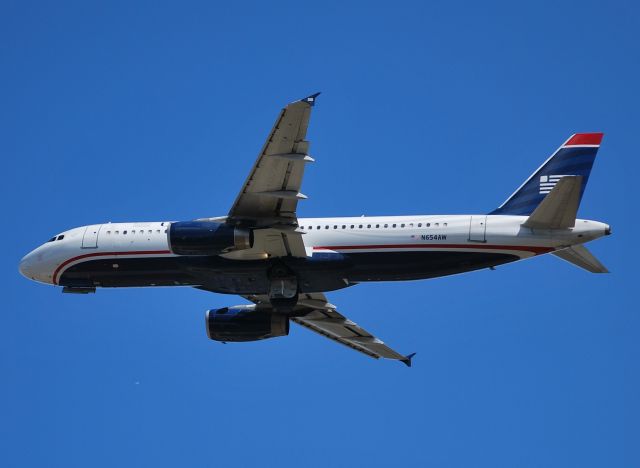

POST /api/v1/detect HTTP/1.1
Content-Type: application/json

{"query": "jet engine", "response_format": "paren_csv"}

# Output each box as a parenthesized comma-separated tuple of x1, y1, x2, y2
(169, 221, 253, 255)
(205, 305, 289, 342)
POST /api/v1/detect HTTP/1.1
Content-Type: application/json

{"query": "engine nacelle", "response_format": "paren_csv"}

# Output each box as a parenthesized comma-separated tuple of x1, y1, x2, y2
(169, 221, 252, 256)
(205, 305, 289, 342)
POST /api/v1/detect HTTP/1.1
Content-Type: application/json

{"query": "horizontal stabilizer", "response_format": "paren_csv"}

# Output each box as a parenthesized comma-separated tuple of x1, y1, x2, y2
(523, 176, 582, 229)
(552, 245, 609, 273)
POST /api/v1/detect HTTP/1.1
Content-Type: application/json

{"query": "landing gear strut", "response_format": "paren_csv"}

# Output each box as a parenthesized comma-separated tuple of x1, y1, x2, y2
(268, 263, 298, 313)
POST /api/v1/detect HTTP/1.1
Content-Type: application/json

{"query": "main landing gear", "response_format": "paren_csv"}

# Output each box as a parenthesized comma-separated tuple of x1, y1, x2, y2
(268, 263, 299, 313)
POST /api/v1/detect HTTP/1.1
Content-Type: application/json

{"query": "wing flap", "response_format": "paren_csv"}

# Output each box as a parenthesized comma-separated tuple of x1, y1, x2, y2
(219, 227, 308, 259)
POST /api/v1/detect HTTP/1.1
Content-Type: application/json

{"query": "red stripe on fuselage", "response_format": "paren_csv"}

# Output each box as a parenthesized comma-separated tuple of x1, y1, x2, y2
(53, 250, 172, 285)
(313, 244, 553, 254)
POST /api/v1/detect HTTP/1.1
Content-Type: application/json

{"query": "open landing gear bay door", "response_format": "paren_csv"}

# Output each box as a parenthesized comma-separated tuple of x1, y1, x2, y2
(244, 293, 415, 366)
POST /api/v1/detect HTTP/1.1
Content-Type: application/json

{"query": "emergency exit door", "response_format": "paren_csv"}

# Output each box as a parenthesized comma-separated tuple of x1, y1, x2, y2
(468, 216, 487, 242)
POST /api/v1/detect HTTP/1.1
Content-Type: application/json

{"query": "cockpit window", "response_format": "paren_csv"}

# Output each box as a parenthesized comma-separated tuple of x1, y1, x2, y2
(47, 237, 56, 242)
(57, 235, 64, 241)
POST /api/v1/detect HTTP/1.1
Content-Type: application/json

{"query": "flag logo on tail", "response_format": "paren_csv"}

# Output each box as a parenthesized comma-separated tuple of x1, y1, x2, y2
(540, 175, 569, 194)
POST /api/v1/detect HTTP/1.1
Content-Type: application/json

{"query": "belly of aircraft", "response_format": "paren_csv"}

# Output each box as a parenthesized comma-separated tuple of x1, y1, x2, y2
(58, 250, 520, 294)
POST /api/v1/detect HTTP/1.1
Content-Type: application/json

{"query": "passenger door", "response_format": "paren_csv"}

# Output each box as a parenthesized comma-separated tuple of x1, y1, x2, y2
(468, 216, 487, 243)
(81, 224, 102, 248)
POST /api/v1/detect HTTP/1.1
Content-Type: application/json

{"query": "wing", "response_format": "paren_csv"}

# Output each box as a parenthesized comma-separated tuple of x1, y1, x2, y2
(228, 93, 318, 225)
(224, 93, 319, 258)
(244, 292, 415, 366)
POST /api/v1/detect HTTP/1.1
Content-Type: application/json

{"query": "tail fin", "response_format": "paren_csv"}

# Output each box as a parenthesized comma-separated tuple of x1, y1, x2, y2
(490, 133, 603, 216)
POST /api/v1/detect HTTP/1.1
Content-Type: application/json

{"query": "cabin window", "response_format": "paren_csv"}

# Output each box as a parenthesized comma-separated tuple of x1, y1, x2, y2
(333, 225, 337, 229)
(316, 226, 320, 230)
(375, 224, 379, 228)
(392, 224, 396, 228)
(426, 223, 430, 227)
(325, 225, 329, 229)
(359, 224, 363, 228)
(401, 224, 405, 228)
(418, 223, 422, 227)
(350, 225, 354, 229)
(342, 225, 346, 229)
(384, 224, 388, 228)
(435, 223, 439, 227)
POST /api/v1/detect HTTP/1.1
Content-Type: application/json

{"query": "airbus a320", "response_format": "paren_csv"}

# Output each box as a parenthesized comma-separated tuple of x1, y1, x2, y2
(19, 93, 611, 366)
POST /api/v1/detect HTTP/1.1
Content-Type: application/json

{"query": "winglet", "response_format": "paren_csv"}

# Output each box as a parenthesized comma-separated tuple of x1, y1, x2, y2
(401, 352, 416, 368)
(300, 92, 321, 106)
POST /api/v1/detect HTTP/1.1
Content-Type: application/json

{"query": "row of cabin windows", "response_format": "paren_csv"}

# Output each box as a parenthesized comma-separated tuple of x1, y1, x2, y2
(299, 222, 448, 231)
(104, 229, 167, 235)
(45, 225, 167, 242)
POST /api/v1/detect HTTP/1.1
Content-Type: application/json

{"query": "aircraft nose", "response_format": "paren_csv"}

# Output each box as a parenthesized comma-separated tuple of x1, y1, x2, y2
(19, 252, 35, 279)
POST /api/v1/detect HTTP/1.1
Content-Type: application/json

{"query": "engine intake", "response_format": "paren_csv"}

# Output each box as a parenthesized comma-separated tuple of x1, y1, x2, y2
(205, 305, 289, 342)
(169, 221, 252, 256)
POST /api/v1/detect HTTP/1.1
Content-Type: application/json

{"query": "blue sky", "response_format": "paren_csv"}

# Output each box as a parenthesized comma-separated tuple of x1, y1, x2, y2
(1, 1, 638, 466)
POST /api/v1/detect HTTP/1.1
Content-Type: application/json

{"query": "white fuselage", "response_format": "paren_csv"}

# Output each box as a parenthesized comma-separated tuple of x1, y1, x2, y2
(19, 214, 609, 287)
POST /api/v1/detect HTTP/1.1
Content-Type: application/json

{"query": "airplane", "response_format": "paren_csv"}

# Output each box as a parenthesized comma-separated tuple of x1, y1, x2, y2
(19, 93, 611, 366)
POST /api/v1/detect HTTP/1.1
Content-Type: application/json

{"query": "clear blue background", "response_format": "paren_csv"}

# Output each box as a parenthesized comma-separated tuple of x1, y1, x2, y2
(1, 1, 637, 466)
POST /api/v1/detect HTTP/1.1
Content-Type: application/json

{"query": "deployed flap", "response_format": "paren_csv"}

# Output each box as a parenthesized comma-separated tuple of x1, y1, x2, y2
(228, 93, 319, 226)
(552, 245, 609, 273)
(523, 176, 582, 229)
(220, 227, 308, 259)
(243, 292, 415, 366)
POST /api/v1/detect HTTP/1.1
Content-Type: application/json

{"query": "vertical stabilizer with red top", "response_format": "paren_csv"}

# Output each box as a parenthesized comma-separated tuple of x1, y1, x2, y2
(491, 133, 604, 216)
